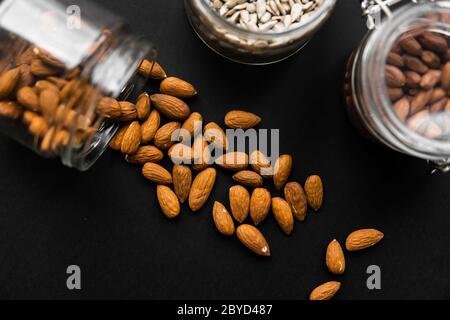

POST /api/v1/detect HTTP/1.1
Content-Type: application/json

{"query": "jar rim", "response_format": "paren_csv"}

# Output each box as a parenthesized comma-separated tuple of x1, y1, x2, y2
(193, 0, 337, 38)
(361, 0, 450, 160)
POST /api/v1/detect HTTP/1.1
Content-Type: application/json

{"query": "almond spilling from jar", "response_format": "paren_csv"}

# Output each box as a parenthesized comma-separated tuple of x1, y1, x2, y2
(154, 121, 181, 150)
(118, 101, 138, 122)
(304, 175, 323, 211)
(125, 145, 164, 164)
(156, 185, 180, 219)
(121, 121, 141, 154)
(273, 154, 292, 190)
(236, 224, 270, 257)
(150, 93, 191, 120)
(271, 197, 294, 236)
(138, 60, 167, 80)
(141, 109, 161, 144)
(232, 170, 263, 188)
(229, 185, 250, 223)
(212, 201, 235, 236)
(142, 163, 173, 185)
(345, 228, 384, 252)
(160, 77, 197, 99)
(17, 86, 39, 111)
(224, 110, 261, 129)
(326, 239, 346, 275)
(189, 167, 216, 212)
(309, 281, 341, 300)
(0, 68, 20, 99)
(135, 92, 151, 121)
(284, 182, 307, 222)
(250, 188, 271, 225)
(172, 164, 192, 204)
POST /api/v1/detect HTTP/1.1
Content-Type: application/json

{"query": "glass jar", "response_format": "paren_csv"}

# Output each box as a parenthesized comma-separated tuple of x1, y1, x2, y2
(184, 0, 337, 65)
(0, 0, 155, 170)
(345, 0, 450, 172)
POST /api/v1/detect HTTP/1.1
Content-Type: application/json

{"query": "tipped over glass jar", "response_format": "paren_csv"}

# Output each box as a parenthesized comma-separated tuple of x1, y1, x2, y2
(345, 0, 450, 173)
(0, 0, 156, 170)
(184, 0, 337, 64)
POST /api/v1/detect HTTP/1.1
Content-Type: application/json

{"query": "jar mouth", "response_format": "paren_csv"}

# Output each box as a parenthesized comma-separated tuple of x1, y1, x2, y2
(362, 0, 450, 160)
(194, 0, 336, 38)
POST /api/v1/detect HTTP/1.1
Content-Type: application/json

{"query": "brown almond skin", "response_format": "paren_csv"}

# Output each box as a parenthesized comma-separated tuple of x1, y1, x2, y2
(138, 60, 167, 79)
(224, 110, 261, 129)
(181, 112, 203, 138)
(385, 65, 406, 88)
(404, 55, 429, 74)
(109, 124, 129, 151)
(189, 168, 216, 212)
(398, 36, 423, 56)
(250, 150, 272, 178)
(30, 59, 60, 77)
(204, 122, 228, 150)
(168, 143, 194, 164)
(326, 240, 346, 275)
(284, 182, 307, 222)
(118, 101, 138, 122)
(420, 70, 441, 89)
(271, 197, 294, 236)
(0, 68, 21, 99)
(17, 86, 39, 111)
(0, 101, 22, 119)
(121, 121, 141, 154)
(125, 146, 164, 164)
(405, 71, 422, 88)
(212, 201, 235, 236)
(421, 50, 441, 68)
(387, 87, 404, 101)
(387, 52, 404, 67)
(309, 281, 341, 300)
(173, 164, 192, 203)
(17, 64, 34, 90)
(393, 97, 410, 122)
(250, 188, 271, 225)
(135, 92, 151, 121)
(39, 89, 60, 116)
(142, 163, 173, 185)
(441, 62, 450, 90)
(28, 116, 48, 138)
(411, 89, 433, 114)
(345, 229, 384, 252)
(216, 152, 249, 171)
(160, 77, 197, 99)
(154, 122, 181, 150)
(229, 185, 250, 223)
(156, 185, 180, 219)
(304, 175, 324, 211)
(273, 154, 293, 190)
(417, 32, 448, 54)
(232, 170, 263, 188)
(150, 94, 191, 120)
(141, 109, 161, 144)
(191, 135, 210, 171)
(236, 224, 270, 257)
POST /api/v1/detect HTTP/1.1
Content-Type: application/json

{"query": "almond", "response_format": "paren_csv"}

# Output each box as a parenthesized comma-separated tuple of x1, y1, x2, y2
(441, 62, 450, 90)
(421, 50, 441, 68)
(405, 71, 422, 88)
(141, 109, 161, 144)
(118, 101, 138, 122)
(216, 152, 249, 171)
(224, 110, 261, 129)
(0, 101, 22, 119)
(142, 163, 173, 185)
(345, 229, 384, 251)
(51, 129, 70, 151)
(40, 126, 56, 153)
(273, 154, 292, 190)
(0, 68, 21, 99)
(125, 145, 164, 164)
(121, 121, 141, 154)
(309, 281, 341, 300)
(250, 188, 271, 225)
(136, 92, 151, 121)
(47, 77, 68, 89)
(404, 55, 429, 74)
(192, 135, 210, 171)
(212, 201, 235, 236)
(229, 185, 250, 223)
(250, 150, 272, 178)
(160, 77, 197, 98)
(35, 80, 59, 93)
(326, 240, 346, 275)
(97, 97, 121, 119)
(417, 32, 448, 54)
(173, 164, 192, 203)
(39, 89, 60, 116)
(22, 110, 37, 125)
(420, 70, 441, 89)
(236, 224, 270, 257)
(411, 89, 433, 114)
(189, 168, 216, 212)
(399, 36, 422, 56)
(109, 125, 129, 151)
(154, 121, 181, 150)
(17, 64, 34, 90)
(304, 175, 323, 211)
(30, 59, 60, 77)
(284, 182, 307, 222)
(204, 122, 228, 149)
(17, 86, 39, 111)
(393, 97, 410, 122)
(168, 143, 194, 164)
(138, 60, 167, 79)
(28, 115, 48, 138)
(37, 49, 65, 68)
(156, 185, 180, 219)
(181, 112, 203, 137)
(16, 47, 36, 65)
(385, 65, 406, 87)
(271, 197, 294, 235)
(60, 79, 77, 100)
(232, 170, 263, 187)
(150, 94, 191, 120)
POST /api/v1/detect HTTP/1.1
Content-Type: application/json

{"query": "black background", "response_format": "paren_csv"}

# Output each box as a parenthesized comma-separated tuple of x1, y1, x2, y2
(0, 0, 449, 300)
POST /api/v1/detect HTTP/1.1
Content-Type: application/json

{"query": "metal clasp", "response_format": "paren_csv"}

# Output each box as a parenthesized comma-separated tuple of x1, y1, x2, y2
(361, 0, 434, 29)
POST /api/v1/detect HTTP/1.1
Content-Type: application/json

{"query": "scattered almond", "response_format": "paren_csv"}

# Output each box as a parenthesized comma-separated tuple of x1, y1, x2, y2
(160, 77, 197, 98)
(345, 229, 384, 252)
(229, 185, 250, 223)
(273, 154, 292, 190)
(204, 122, 228, 149)
(326, 240, 346, 275)
(309, 281, 341, 300)
(284, 182, 307, 222)
(125, 145, 164, 164)
(109, 125, 128, 151)
(118, 101, 138, 122)
(154, 121, 181, 150)
(304, 175, 323, 211)
(250, 150, 272, 178)
(250, 188, 271, 225)
(232, 170, 263, 187)
(136, 92, 151, 121)
(138, 60, 167, 79)
(142, 163, 173, 185)
(181, 112, 203, 137)
(150, 93, 191, 120)
(212, 201, 235, 236)
(236, 224, 270, 257)
(121, 121, 141, 154)
(141, 109, 161, 144)
(271, 197, 294, 235)
(189, 168, 216, 212)
(173, 164, 192, 203)
(216, 152, 249, 171)
(156, 185, 180, 219)
(224, 110, 261, 129)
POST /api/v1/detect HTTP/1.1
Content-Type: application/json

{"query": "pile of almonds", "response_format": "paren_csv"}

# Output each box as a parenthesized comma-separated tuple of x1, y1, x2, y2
(106, 59, 384, 300)
(387, 30, 450, 139)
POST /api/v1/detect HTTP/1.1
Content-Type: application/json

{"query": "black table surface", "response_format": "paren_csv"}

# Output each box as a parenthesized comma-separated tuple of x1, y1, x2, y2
(0, 0, 449, 300)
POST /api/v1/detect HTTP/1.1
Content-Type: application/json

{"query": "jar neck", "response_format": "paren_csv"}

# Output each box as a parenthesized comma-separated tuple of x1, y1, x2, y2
(59, 31, 154, 170)
(353, 1, 450, 163)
